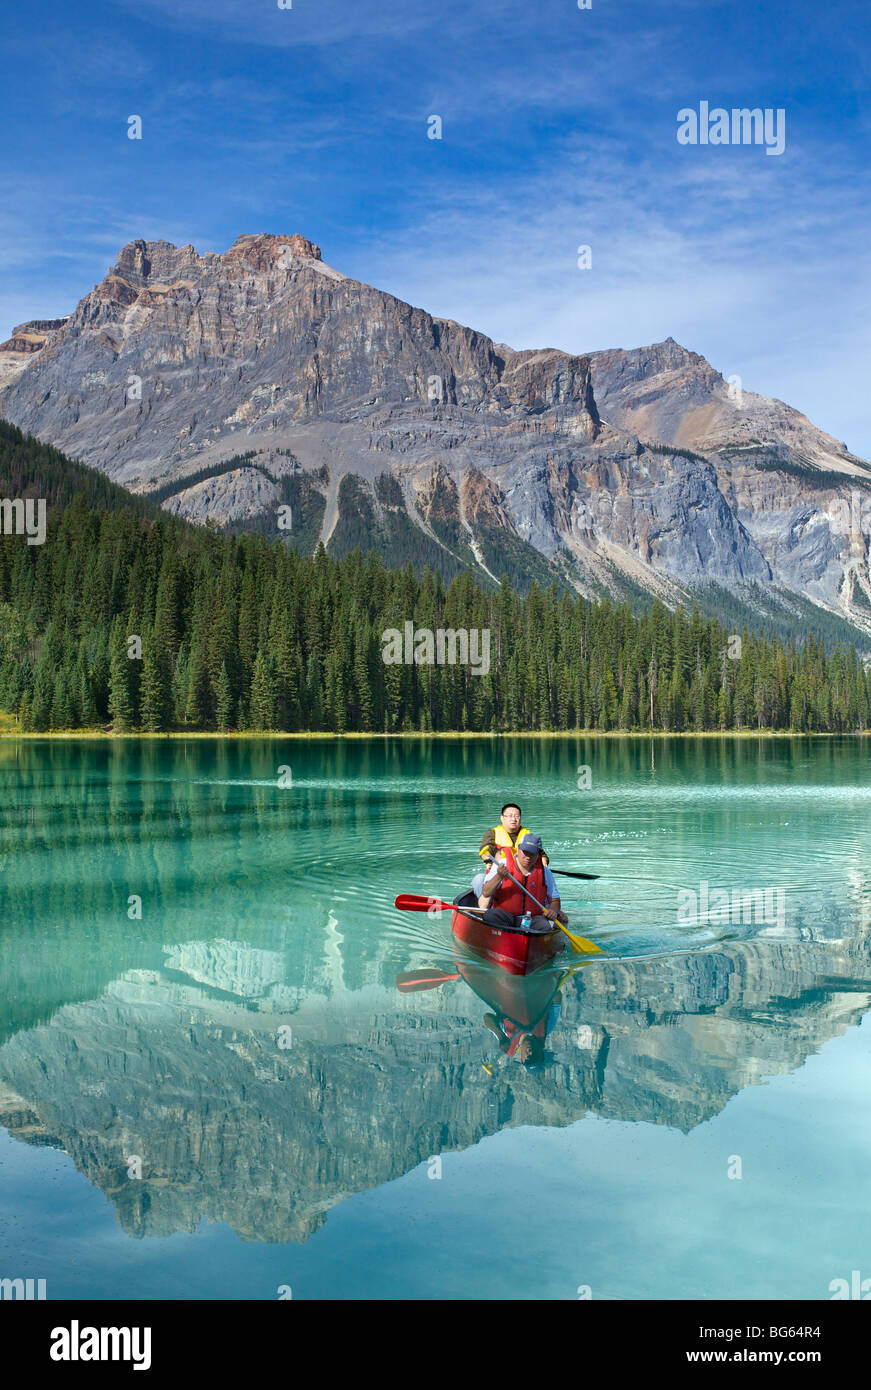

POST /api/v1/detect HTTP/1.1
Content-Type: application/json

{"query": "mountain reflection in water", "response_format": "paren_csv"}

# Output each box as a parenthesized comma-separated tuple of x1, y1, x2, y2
(1, 736, 869, 1255)
(1, 921, 869, 1244)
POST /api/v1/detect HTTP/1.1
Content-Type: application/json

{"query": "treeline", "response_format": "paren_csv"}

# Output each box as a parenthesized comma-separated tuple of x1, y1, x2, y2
(0, 419, 159, 518)
(0, 482, 869, 732)
(145, 451, 259, 505)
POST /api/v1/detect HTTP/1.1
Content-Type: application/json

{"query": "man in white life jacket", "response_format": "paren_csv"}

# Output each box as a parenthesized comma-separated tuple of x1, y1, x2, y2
(472, 833, 566, 933)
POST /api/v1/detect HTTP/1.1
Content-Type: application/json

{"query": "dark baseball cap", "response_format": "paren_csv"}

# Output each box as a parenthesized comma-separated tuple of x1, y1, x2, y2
(517, 833, 542, 854)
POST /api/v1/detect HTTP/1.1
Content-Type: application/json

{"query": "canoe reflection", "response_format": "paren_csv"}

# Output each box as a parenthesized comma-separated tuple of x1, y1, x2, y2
(397, 953, 589, 1071)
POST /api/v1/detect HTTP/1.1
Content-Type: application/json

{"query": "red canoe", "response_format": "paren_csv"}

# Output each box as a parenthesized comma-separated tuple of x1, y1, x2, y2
(451, 892, 566, 976)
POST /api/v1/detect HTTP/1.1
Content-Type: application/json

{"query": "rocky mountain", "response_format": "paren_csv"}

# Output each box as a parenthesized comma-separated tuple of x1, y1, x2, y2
(2, 233, 870, 639)
(587, 337, 866, 473)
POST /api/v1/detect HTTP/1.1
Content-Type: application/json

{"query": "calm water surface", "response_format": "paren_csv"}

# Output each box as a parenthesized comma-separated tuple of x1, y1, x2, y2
(1, 736, 870, 1300)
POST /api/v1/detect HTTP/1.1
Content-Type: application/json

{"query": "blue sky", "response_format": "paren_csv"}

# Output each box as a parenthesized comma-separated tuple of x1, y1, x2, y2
(2, 0, 870, 452)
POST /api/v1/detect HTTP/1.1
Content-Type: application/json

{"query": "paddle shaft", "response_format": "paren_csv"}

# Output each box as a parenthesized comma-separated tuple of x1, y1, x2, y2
(483, 856, 601, 955)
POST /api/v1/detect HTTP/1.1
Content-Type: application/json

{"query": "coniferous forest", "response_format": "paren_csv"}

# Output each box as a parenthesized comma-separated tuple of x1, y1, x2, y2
(0, 422, 869, 734)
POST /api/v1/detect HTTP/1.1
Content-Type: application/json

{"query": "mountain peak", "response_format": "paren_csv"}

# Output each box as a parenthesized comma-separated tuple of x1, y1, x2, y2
(111, 233, 324, 286)
(113, 238, 202, 285)
(644, 336, 703, 366)
(224, 233, 322, 269)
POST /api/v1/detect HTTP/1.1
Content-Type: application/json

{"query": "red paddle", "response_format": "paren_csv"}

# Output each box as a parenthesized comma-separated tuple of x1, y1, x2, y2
(396, 969, 462, 992)
(394, 893, 488, 916)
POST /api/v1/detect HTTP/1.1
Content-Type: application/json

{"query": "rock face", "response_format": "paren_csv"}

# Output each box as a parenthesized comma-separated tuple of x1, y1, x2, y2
(0, 317, 70, 391)
(2, 235, 870, 635)
(587, 338, 861, 472)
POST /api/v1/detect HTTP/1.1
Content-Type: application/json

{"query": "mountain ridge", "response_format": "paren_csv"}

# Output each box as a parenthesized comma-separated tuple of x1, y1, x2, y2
(2, 232, 870, 638)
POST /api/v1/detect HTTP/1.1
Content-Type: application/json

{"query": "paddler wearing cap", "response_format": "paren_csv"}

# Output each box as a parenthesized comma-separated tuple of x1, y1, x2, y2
(471, 832, 567, 932)
(478, 803, 549, 866)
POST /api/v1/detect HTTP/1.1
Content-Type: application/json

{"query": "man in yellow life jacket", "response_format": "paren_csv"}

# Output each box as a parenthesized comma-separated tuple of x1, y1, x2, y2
(478, 803, 549, 866)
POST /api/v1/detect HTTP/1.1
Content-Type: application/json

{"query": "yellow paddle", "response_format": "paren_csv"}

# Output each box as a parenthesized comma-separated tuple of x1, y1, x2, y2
(484, 856, 601, 955)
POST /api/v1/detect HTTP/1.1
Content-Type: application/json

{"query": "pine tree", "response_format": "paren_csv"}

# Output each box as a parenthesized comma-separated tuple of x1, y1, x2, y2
(171, 641, 190, 725)
(50, 666, 74, 729)
(153, 557, 182, 669)
(304, 653, 324, 730)
(77, 653, 97, 727)
(250, 650, 276, 730)
(238, 568, 259, 685)
(18, 691, 32, 731)
(108, 618, 134, 732)
(353, 629, 375, 732)
(140, 632, 169, 732)
(184, 642, 210, 727)
(216, 662, 233, 732)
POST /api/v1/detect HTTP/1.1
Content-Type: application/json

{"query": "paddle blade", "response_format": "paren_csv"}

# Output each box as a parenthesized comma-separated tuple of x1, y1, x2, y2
(394, 894, 452, 913)
(552, 917, 603, 954)
(562, 926, 602, 955)
(396, 970, 461, 993)
(551, 869, 600, 881)
(394, 894, 488, 916)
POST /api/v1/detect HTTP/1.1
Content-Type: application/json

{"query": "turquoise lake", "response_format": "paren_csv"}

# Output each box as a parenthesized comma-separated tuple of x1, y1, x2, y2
(1, 735, 870, 1300)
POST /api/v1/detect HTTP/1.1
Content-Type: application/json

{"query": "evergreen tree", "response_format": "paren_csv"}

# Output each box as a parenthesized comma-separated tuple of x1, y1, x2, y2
(250, 650, 276, 730)
(50, 666, 74, 730)
(216, 662, 233, 732)
(108, 619, 134, 732)
(184, 642, 210, 727)
(140, 631, 169, 732)
(30, 660, 53, 731)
